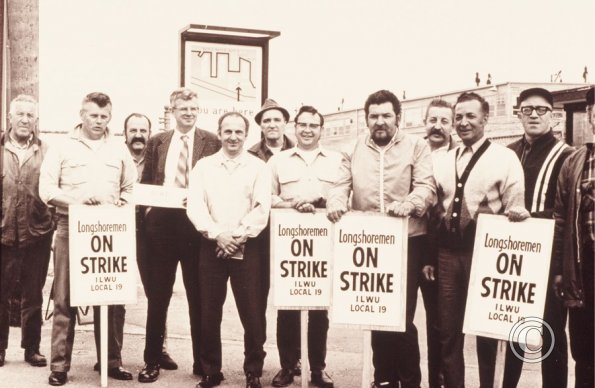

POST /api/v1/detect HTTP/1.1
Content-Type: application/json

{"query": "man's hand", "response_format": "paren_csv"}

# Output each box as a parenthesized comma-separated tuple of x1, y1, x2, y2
(422, 265, 436, 281)
(387, 201, 415, 217)
(114, 198, 127, 207)
(553, 275, 564, 300)
(506, 206, 530, 222)
(82, 195, 103, 205)
(326, 203, 347, 223)
(296, 203, 316, 213)
(216, 231, 240, 256)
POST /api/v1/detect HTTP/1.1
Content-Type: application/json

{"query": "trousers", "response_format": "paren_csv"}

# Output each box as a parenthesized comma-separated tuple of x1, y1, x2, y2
(0, 233, 52, 351)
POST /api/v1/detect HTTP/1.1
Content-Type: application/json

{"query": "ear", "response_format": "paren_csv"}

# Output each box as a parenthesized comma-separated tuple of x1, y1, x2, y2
(79, 109, 85, 121)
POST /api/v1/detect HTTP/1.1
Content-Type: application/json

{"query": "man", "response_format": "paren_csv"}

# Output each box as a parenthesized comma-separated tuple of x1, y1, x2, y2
(1, 95, 54, 368)
(248, 98, 295, 322)
(421, 98, 457, 388)
(39, 92, 136, 385)
(505, 88, 573, 388)
(138, 88, 220, 383)
(431, 92, 529, 388)
(248, 98, 294, 162)
(553, 86, 595, 388)
(327, 90, 436, 388)
(187, 112, 270, 388)
(123, 113, 178, 371)
(268, 106, 339, 388)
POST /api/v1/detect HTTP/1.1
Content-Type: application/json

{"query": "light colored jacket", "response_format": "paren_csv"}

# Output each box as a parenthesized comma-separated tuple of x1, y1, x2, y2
(327, 131, 436, 236)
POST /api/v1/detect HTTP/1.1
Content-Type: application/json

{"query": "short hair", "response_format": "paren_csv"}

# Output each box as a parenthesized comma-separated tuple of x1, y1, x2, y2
(82, 92, 111, 108)
(218, 112, 250, 134)
(454, 92, 489, 116)
(9, 94, 38, 114)
(425, 98, 454, 121)
(364, 90, 401, 118)
(294, 105, 324, 127)
(123, 113, 152, 135)
(169, 88, 198, 107)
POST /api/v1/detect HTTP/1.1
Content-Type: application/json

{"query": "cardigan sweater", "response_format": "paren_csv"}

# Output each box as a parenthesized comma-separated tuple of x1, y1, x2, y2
(434, 139, 526, 250)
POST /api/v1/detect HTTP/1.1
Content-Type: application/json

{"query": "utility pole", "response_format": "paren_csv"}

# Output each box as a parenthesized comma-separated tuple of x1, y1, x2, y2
(6, 0, 39, 100)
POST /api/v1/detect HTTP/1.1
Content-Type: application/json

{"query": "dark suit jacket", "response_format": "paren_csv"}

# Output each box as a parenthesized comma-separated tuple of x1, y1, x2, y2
(141, 128, 221, 186)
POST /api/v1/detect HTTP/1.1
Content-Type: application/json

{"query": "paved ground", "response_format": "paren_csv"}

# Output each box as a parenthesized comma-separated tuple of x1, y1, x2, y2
(1, 261, 572, 387)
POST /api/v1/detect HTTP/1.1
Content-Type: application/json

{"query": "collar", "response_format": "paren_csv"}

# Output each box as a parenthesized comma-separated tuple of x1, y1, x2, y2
(70, 124, 110, 141)
(7, 131, 33, 149)
(365, 129, 404, 150)
(290, 146, 327, 157)
(461, 135, 487, 153)
(522, 130, 556, 150)
(214, 149, 248, 165)
(174, 127, 195, 140)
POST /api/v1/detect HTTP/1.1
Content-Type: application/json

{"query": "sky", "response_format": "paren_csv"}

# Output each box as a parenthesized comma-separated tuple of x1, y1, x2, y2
(39, 0, 595, 135)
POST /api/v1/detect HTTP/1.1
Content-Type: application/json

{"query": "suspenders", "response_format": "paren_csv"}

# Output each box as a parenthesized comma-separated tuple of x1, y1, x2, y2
(450, 140, 491, 235)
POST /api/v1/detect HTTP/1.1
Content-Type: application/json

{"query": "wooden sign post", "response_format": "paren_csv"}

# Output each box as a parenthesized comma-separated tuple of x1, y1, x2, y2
(331, 212, 408, 388)
(463, 214, 555, 387)
(270, 209, 333, 388)
(69, 205, 137, 387)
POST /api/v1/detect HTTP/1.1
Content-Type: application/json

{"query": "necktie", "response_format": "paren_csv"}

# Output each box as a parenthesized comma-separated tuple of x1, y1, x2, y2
(174, 135, 189, 188)
(457, 146, 473, 173)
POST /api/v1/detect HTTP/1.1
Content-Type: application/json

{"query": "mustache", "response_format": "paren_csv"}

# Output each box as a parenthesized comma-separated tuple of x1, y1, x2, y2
(129, 137, 146, 145)
(428, 128, 446, 137)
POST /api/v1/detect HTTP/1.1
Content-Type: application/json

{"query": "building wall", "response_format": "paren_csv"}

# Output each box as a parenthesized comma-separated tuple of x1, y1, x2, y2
(318, 82, 587, 151)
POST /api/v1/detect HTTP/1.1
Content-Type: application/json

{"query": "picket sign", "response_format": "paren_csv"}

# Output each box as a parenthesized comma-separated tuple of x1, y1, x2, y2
(69, 205, 137, 387)
(270, 210, 408, 388)
(464, 214, 555, 388)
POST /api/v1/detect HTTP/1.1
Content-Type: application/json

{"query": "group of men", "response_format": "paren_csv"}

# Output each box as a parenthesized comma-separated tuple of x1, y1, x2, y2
(0, 85, 593, 388)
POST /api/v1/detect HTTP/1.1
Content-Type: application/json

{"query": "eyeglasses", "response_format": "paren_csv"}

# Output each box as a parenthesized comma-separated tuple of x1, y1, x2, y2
(520, 106, 552, 116)
(174, 107, 198, 113)
(296, 122, 321, 130)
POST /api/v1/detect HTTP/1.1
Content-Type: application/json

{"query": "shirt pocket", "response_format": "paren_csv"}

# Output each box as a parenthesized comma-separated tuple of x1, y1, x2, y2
(103, 159, 122, 185)
(62, 159, 89, 185)
(277, 169, 301, 200)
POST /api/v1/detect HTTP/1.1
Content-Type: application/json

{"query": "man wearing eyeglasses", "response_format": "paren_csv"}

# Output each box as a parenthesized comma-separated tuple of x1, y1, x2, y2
(327, 90, 436, 388)
(138, 88, 220, 383)
(268, 106, 340, 388)
(504, 88, 573, 387)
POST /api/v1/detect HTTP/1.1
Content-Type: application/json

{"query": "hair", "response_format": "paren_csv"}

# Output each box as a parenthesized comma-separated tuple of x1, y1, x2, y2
(123, 113, 152, 135)
(294, 105, 324, 127)
(9, 94, 38, 114)
(169, 88, 198, 107)
(82, 92, 112, 108)
(425, 98, 454, 121)
(218, 112, 250, 134)
(454, 92, 489, 115)
(364, 90, 401, 118)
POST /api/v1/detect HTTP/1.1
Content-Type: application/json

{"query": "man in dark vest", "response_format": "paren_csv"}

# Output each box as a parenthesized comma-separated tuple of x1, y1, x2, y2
(504, 87, 573, 388)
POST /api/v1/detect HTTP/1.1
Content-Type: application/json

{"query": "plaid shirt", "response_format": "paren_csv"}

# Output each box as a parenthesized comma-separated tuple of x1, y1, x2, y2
(580, 143, 595, 243)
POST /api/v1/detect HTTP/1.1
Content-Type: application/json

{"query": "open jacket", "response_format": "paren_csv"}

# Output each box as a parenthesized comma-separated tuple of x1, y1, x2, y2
(553, 145, 591, 308)
(1, 132, 54, 246)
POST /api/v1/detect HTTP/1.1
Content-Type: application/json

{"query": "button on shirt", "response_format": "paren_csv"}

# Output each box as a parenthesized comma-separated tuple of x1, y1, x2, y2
(269, 147, 343, 206)
(39, 127, 137, 214)
(186, 150, 271, 240)
(163, 128, 195, 187)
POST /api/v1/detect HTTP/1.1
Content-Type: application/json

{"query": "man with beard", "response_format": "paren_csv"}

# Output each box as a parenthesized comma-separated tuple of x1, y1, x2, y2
(40, 92, 136, 385)
(123, 113, 178, 371)
(1, 95, 54, 368)
(327, 90, 436, 388)
(553, 86, 595, 388)
(138, 88, 220, 383)
(432, 92, 529, 388)
(504, 88, 573, 388)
